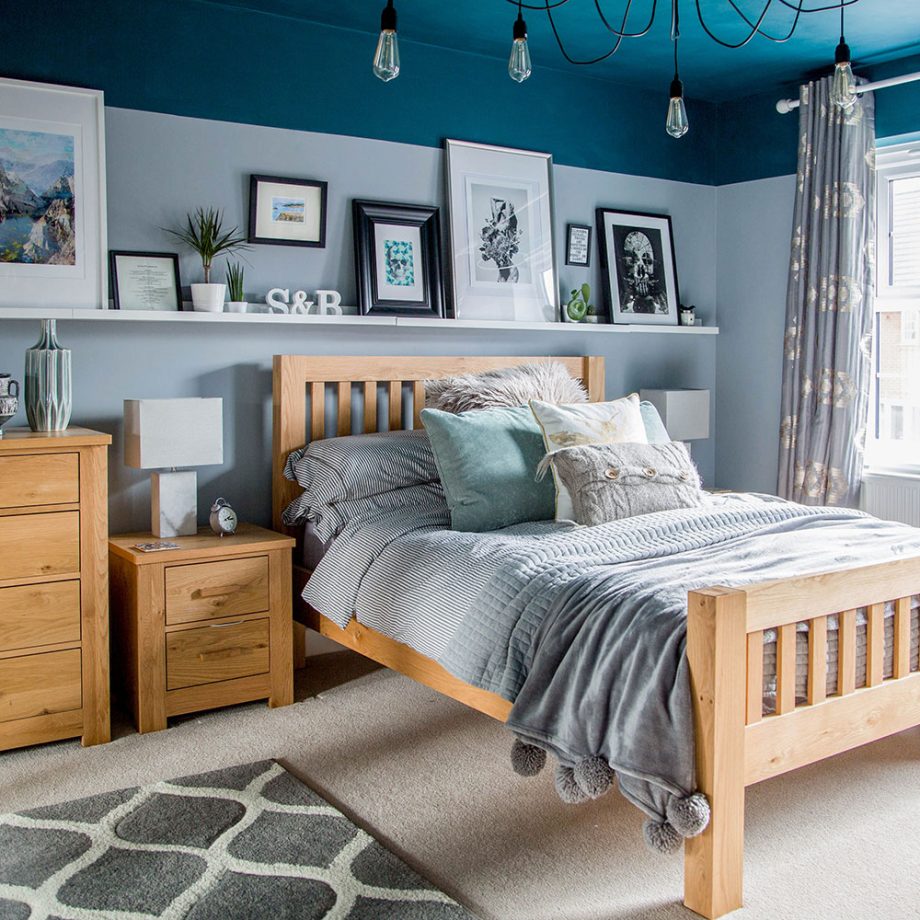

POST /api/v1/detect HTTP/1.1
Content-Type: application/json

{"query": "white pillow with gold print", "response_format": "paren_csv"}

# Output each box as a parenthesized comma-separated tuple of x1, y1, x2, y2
(530, 394, 648, 520)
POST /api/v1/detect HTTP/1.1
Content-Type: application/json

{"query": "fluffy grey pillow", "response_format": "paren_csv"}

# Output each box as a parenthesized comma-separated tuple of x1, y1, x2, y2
(548, 441, 702, 525)
(425, 361, 587, 413)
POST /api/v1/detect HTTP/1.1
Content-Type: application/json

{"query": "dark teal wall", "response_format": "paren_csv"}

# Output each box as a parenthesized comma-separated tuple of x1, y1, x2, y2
(718, 54, 920, 185)
(5, 1, 919, 186)
(4, 0, 719, 184)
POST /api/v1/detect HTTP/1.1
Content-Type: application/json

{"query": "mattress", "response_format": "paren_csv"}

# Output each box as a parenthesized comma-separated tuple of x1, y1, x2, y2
(304, 493, 920, 706)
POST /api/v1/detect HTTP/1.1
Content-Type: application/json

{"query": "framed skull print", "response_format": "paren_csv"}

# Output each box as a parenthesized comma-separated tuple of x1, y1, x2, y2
(595, 208, 680, 326)
(352, 200, 444, 317)
(445, 139, 558, 322)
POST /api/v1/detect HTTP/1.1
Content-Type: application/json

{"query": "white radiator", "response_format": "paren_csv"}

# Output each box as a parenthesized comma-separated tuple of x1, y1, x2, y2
(861, 473, 920, 527)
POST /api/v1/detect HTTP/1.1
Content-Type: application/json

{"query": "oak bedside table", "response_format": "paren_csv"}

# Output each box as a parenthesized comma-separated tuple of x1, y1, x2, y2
(0, 428, 111, 751)
(108, 523, 295, 733)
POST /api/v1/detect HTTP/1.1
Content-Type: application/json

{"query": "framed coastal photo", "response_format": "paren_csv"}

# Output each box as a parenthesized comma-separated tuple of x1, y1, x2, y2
(248, 174, 327, 247)
(0, 78, 107, 310)
(353, 200, 444, 317)
(444, 139, 558, 322)
(596, 208, 679, 326)
(110, 251, 182, 311)
(565, 223, 592, 267)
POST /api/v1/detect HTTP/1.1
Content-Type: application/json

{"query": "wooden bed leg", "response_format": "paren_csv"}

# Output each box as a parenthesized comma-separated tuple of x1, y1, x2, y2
(683, 587, 748, 919)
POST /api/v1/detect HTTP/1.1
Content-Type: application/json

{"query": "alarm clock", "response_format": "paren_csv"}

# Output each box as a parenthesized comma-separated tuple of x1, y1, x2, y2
(209, 497, 238, 536)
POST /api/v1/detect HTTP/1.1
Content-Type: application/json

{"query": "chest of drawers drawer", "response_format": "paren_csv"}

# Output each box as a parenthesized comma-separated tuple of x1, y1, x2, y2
(0, 511, 80, 582)
(0, 452, 79, 509)
(0, 580, 81, 652)
(165, 556, 269, 625)
(166, 617, 270, 690)
(0, 648, 83, 722)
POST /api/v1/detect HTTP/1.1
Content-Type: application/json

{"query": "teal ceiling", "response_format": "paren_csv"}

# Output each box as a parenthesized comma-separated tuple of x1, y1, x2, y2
(203, 0, 920, 101)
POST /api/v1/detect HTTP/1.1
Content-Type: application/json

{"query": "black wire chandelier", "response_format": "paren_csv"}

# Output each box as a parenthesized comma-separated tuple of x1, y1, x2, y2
(372, 0, 863, 137)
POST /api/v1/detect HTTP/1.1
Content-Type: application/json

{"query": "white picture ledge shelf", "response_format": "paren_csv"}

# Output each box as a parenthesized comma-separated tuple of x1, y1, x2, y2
(0, 307, 718, 335)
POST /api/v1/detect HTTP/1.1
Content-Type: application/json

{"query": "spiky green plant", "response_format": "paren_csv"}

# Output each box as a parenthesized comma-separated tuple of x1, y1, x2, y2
(166, 208, 249, 283)
(226, 261, 245, 302)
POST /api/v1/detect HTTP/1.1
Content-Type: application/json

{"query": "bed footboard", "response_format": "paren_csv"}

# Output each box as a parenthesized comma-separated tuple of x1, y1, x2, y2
(684, 557, 920, 919)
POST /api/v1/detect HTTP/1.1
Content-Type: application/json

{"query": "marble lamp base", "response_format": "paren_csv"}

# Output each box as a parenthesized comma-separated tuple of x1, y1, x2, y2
(151, 470, 198, 537)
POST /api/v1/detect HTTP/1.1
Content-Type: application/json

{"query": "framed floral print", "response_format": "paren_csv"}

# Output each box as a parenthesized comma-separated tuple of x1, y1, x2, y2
(0, 78, 107, 310)
(444, 140, 558, 322)
(352, 199, 444, 317)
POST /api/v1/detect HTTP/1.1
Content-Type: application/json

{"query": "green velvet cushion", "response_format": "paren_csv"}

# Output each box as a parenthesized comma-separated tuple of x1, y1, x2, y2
(420, 405, 555, 532)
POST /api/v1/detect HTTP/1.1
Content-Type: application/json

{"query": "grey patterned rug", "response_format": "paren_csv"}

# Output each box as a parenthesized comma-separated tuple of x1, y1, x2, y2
(0, 759, 475, 919)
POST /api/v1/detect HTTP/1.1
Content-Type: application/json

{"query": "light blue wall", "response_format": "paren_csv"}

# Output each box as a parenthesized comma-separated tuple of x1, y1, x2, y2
(0, 109, 718, 533)
(714, 175, 797, 493)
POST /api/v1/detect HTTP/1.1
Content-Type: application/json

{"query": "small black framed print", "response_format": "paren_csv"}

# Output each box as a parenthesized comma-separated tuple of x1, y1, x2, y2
(248, 174, 328, 247)
(565, 223, 592, 267)
(110, 251, 183, 311)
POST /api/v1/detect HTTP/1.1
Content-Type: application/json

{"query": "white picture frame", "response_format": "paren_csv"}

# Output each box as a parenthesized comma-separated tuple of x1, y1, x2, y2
(445, 139, 558, 322)
(0, 77, 107, 310)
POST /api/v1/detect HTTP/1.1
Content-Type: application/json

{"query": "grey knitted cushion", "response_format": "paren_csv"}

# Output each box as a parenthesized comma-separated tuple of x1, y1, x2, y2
(549, 442, 702, 525)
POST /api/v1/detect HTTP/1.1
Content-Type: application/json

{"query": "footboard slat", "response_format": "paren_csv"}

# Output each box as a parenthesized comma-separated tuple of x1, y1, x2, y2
(363, 381, 378, 432)
(894, 597, 911, 679)
(413, 381, 425, 428)
(337, 382, 352, 436)
(388, 381, 402, 430)
(745, 632, 763, 724)
(776, 624, 797, 715)
(807, 616, 828, 705)
(867, 603, 885, 687)
(838, 609, 857, 696)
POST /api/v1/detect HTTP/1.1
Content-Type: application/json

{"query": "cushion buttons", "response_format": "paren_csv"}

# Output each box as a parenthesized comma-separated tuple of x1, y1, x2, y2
(643, 467, 657, 478)
(605, 467, 620, 480)
(679, 470, 691, 482)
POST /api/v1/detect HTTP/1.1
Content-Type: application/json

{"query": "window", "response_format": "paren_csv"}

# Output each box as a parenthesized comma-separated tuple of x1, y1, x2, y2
(868, 145, 920, 471)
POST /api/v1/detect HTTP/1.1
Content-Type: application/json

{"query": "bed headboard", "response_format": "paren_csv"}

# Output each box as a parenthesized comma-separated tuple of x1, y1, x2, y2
(271, 354, 605, 534)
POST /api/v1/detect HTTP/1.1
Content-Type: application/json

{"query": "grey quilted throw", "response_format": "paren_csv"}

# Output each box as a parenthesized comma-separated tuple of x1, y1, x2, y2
(439, 499, 920, 853)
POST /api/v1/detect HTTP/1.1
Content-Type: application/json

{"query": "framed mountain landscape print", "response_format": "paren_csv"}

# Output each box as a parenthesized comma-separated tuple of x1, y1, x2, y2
(445, 140, 558, 323)
(352, 199, 444, 317)
(0, 78, 107, 310)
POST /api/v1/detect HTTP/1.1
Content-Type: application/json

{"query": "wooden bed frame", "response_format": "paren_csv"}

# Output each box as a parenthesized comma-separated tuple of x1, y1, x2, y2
(272, 354, 920, 919)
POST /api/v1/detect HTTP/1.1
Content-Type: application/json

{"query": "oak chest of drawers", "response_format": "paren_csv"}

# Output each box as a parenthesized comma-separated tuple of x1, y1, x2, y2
(108, 523, 295, 732)
(0, 428, 111, 751)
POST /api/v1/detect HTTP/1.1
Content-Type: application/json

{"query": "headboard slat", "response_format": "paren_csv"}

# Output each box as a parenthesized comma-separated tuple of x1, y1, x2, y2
(272, 355, 605, 533)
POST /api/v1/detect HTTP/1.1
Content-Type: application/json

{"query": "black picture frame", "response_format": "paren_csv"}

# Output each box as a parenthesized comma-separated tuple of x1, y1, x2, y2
(248, 174, 328, 248)
(109, 250, 183, 312)
(565, 223, 592, 267)
(595, 208, 680, 326)
(352, 200, 445, 318)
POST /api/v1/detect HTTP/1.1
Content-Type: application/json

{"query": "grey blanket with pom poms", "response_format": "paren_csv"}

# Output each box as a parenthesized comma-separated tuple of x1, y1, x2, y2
(440, 499, 920, 852)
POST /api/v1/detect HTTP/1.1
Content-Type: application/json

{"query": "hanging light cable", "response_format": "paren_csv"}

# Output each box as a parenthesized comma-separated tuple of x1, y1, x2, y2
(830, 1, 857, 108)
(666, 1, 689, 138)
(509, 0, 533, 82)
(373, 0, 400, 83)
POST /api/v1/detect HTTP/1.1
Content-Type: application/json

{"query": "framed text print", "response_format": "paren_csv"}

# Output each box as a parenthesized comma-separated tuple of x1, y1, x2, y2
(444, 140, 558, 322)
(0, 78, 107, 310)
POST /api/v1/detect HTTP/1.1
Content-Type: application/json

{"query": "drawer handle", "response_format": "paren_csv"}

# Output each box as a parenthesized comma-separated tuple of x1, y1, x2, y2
(194, 584, 246, 599)
(209, 620, 246, 629)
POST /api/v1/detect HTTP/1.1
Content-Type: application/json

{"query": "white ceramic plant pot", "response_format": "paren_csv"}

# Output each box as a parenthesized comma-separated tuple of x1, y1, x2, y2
(190, 283, 226, 312)
(226, 301, 249, 314)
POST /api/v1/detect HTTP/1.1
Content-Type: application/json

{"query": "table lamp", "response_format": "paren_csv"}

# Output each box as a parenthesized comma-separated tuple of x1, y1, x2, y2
(639, 388, 710, 445)
(124, 398, 223, 537)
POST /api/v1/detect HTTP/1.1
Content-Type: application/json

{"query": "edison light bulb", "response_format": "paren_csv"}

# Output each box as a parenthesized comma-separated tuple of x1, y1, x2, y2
(373, 1, 399, 83)
(666, 78, 689, 138)
(508, 13, 532, 83)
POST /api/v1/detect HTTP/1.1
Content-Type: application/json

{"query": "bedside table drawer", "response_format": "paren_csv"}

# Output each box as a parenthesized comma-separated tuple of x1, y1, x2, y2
(0, 511, 80, 581)
(165, 556, 270, 625)
(0, 453, 79, 509)
(0, 648, 82, 722)
(166, 618, 270, 690)
(0, 581, 81, 652)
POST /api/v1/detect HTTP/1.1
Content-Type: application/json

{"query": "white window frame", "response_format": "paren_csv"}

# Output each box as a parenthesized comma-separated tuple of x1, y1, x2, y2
(867, 143, 920, 474)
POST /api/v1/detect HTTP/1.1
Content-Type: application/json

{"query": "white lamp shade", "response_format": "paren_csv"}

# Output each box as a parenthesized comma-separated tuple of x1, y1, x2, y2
(124, 398, 223, 469)
(640, 388, 710, 441)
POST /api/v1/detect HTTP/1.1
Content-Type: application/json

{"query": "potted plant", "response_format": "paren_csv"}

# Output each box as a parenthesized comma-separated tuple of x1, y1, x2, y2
(167, 207, 248, 312)
(225, 262, 248, 313)
(564, 283, 594, 323)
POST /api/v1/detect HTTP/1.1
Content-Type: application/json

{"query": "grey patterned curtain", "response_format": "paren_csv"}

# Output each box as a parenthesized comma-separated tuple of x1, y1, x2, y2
(778, 77, 876, 506)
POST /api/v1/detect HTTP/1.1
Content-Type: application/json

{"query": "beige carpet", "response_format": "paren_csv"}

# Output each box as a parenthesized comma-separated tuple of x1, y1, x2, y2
(1, 652, 918, 920)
